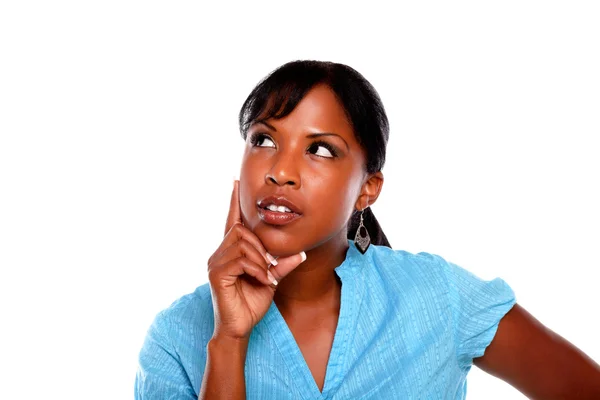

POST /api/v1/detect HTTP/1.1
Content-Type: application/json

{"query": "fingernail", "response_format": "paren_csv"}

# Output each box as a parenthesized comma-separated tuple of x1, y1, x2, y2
(299, 251, 306, 263)
(267, 271, 278, 286)
(266, 253, 278, 266)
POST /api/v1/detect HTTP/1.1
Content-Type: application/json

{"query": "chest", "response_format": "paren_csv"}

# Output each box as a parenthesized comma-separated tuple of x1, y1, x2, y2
(288, 319, 337, 392)
(242, 314, 459, 400)
(239, 285, 460, 399)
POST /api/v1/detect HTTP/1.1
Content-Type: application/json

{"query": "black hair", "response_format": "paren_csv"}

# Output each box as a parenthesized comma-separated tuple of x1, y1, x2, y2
(238, 60, 391, 248)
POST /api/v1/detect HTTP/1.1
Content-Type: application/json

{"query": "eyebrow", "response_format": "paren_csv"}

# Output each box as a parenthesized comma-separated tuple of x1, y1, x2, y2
(306, 133, 350, 151)
(253, 120, 350, 151)
(255, 120, 276, 131)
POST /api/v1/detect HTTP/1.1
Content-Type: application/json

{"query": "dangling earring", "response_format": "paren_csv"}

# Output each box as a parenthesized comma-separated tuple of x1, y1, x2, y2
(354, 208, 371, 254)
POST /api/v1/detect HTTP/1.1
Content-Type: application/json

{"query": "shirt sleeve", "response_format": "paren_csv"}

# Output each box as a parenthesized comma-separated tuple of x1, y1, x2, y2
(435, 255, 517, 370)
(135, 311, 197, 400)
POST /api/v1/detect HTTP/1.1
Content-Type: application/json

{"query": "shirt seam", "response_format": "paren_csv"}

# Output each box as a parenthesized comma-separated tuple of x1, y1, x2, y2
(430, 254, 463, 372)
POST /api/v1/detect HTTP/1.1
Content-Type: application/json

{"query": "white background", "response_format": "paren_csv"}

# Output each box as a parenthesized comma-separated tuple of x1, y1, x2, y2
(1, 1, 599, 399)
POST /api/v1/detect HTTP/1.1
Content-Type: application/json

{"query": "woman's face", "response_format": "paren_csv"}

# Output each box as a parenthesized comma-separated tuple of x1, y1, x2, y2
(239, 84, 377, 257)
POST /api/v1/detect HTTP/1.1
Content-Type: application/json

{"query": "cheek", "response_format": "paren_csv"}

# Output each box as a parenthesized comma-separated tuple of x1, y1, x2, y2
(238, 150, 363, 226)
(304, 166, 361, 218)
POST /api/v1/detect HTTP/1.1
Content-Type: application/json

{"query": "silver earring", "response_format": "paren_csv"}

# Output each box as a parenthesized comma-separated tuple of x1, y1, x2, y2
(354, 209, 371, 254)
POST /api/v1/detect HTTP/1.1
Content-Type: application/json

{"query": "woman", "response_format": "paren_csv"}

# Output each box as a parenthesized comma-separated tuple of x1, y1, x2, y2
(135, 61, 600, 399)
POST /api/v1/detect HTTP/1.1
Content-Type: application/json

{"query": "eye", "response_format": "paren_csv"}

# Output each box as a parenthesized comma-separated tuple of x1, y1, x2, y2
(308, 141, 338, 158)
(250, 133, 276, 148)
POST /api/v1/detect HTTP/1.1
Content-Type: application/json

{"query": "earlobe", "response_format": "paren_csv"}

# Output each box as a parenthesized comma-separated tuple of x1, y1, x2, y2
(354, 195, 370, 212)
(355, 172, 384, 210)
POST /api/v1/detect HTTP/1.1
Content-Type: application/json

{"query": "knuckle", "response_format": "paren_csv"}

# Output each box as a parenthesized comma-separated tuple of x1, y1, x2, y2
(232, 222, 245, 235)
(207, 249, 224, 269)
(238, 239, 251, 255)
(225, 222, 240, 236)
(236, 256, 249, 268)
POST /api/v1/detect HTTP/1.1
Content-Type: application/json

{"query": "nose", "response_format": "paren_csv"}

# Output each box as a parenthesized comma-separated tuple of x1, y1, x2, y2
(265, 153, 300, 188)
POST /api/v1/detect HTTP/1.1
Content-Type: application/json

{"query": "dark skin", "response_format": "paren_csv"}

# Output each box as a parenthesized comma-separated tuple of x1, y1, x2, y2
(239, 84, 382, 390)
(201, 84, 600, 399)
(474, 304, 600, 398)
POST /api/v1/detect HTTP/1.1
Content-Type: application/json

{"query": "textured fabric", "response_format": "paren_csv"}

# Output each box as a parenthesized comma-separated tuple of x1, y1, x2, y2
(135, 240, 516, 399)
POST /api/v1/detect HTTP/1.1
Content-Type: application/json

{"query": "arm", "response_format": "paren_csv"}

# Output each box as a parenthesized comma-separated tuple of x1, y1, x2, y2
(134, 313, 197, 400)
(199, 336, 249, 400)
(474, 303, 600, 399)
(199, 180, 305, 398)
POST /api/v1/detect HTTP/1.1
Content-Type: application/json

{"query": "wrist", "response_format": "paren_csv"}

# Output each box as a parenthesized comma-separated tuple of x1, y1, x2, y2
(208, 334, 249, 356)
(201, 334, 248, 399)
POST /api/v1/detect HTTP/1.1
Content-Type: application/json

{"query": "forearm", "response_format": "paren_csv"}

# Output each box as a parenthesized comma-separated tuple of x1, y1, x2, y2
(199, 336, 249, 400)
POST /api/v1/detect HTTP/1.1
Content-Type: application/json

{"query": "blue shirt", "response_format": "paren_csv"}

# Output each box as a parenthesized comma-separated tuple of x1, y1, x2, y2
(135, 240, 516, 399)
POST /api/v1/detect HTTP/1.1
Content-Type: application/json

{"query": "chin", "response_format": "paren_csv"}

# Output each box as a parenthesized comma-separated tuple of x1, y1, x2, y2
(258, 233, 303, 257)
(253, 226, 307, 257)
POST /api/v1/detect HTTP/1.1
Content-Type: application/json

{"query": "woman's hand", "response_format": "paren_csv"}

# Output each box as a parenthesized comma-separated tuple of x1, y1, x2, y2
(207, 180, 306, 340)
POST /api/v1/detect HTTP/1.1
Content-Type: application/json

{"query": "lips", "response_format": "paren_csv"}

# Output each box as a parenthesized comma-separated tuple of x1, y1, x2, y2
(256, 195, 303, 226)
(257, 196, 302, 215)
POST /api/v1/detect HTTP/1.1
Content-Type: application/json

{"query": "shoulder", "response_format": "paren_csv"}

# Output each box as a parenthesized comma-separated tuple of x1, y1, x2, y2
(148, 283, 214, 348)
(365, 244, 451, 290)
(136, 285, 214, 397)
(366, 244, 514, 299)
(163, 283, 213, 320)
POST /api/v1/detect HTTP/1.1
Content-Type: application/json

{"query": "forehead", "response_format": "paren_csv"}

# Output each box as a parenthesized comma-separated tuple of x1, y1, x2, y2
(254, 84, 357, 142)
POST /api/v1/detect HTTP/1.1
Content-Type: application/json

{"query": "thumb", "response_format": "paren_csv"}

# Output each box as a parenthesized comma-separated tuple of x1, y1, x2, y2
(269, 251, 307, 281)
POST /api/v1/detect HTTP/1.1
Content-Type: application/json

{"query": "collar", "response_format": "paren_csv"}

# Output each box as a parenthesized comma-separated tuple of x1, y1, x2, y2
(334, 239, 372, 279)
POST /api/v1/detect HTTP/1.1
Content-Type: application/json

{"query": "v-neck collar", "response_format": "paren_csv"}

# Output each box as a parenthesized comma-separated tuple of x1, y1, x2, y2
(261, 240, 369, 399)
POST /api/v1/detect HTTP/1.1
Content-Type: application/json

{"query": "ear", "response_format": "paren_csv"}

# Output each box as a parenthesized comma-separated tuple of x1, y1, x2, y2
(354, 171, 384, 211)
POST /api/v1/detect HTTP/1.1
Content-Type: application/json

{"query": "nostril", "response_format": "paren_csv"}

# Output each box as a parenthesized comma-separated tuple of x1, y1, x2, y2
(265, 174, 298, 187)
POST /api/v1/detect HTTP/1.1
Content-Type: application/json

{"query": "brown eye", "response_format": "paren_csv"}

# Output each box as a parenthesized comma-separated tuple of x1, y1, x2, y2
(308, 141, 338, 158)
(250, 133, 276, 148)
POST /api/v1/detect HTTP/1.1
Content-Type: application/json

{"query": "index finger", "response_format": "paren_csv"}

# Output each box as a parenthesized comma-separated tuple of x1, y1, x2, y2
(224, 180, 242, 237)
(269, 251, 307, 282)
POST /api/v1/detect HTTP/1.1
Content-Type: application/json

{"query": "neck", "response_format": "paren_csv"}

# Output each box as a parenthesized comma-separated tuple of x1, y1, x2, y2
(274, 233, 349, 309)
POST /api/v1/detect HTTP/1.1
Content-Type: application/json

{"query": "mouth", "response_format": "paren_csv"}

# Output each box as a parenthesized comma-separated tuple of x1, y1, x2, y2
(256, 196, 302, 226)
